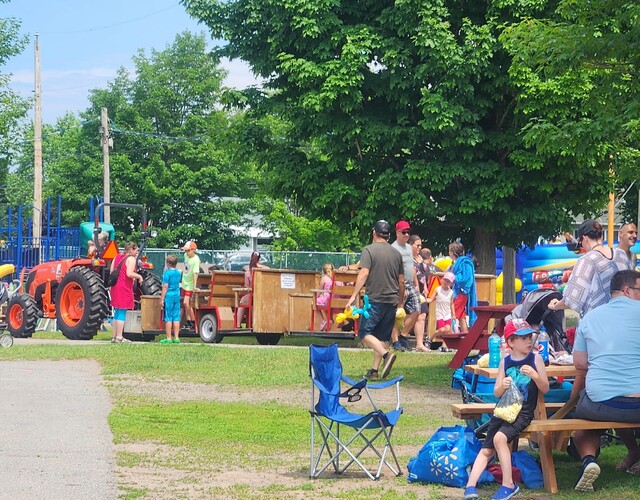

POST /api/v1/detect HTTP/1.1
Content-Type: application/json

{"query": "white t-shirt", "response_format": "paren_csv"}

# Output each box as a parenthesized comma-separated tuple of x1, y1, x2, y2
(435, 286, 454, 320)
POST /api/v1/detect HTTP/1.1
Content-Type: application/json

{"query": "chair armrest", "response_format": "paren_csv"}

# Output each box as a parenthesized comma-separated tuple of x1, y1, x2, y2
(366, 375, 404, 390)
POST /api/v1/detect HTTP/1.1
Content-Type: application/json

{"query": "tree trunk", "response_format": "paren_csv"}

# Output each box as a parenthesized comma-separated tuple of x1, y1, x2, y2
(502, 246, 516, 304)
(474, 228, 497, 275)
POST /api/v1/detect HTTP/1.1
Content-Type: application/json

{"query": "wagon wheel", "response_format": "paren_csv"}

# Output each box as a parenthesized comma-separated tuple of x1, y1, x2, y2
(255, 334, 281, 346)
(6, 293, 39, 338)
(56, 267, 108, 340)
(199, 313, 223, 344)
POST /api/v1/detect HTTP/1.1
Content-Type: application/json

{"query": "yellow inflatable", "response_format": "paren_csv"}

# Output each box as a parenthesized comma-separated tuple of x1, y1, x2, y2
(434, 257, 452, 272)
(496, 272, 522, 305)
(0, 264, 15, 280)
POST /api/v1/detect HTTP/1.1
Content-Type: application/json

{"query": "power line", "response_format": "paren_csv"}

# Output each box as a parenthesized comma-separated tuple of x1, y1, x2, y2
(35, 4, 182, 35)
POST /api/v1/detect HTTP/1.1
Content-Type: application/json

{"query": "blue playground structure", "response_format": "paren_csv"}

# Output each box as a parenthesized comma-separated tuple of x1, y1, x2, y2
(0, 197, 81, 277)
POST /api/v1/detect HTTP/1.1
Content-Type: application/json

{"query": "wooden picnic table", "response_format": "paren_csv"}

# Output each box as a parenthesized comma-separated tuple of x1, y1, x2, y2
(445, 304, 516, 368)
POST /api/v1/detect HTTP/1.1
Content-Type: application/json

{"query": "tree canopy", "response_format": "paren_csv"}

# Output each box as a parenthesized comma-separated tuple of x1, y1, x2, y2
(182, 0, 625, 269)
(501, 0, 640, 224)
(0, 2, 29, 206)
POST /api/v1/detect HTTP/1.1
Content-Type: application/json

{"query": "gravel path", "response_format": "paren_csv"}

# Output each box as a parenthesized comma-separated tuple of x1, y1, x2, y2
(0, 360, 117, 499)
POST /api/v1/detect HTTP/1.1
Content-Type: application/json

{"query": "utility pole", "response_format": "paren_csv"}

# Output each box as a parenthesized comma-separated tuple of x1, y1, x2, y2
(33, 33, 43, 245)
(100, 107, 111, 223)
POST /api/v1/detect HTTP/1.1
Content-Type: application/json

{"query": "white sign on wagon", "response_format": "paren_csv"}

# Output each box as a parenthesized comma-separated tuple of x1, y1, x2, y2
(280, 273, 296, 289)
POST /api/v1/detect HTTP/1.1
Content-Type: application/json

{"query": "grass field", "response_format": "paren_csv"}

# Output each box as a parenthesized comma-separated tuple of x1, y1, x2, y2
(1, 333, 638, 499)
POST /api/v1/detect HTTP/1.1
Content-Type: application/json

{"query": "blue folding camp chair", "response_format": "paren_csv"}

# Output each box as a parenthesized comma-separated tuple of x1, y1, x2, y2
(309, 343, 403, 480)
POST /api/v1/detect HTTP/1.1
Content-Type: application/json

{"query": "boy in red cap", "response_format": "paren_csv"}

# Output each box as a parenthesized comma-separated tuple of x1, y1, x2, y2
(463, 319, 549, 500)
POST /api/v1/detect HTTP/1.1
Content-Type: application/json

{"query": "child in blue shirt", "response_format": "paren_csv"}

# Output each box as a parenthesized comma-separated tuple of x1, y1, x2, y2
(161, 254, 182, 344)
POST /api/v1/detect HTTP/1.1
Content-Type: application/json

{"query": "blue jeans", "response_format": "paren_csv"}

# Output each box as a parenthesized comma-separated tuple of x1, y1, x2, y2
(358, 302, 396, 343)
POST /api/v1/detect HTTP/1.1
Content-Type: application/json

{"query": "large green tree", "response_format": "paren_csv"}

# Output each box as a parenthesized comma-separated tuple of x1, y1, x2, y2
(183, 0, 617, 270)
(501, 0, 640, 225)
(0, 1, 29, 207)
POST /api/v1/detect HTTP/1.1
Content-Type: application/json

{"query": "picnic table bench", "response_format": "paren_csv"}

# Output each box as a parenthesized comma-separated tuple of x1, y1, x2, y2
(453, 364, 639, 493)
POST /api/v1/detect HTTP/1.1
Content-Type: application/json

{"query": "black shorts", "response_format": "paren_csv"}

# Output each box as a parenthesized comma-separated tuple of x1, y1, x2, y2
(482, 412, 533, 449)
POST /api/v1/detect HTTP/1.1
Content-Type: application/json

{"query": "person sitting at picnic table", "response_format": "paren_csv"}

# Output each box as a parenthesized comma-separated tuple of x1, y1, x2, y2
(571, 269, 640, 491)
(548, 219, 630, 318)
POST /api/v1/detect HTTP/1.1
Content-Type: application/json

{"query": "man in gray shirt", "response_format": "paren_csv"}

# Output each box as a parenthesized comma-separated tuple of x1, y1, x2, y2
(391, 220, 421, 351)
(347, 220, 405, 380)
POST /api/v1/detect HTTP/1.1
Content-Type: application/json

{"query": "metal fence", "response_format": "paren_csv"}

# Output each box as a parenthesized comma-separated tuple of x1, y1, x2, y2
(144, 249, 361, 277)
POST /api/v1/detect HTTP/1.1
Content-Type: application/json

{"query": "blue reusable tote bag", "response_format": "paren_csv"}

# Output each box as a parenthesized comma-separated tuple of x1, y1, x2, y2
(407, 424, 494, 487)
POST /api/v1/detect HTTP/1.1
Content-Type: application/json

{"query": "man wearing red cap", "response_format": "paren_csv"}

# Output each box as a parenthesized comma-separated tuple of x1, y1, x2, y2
(181, 241, 200, 329)
(391, 220, 421, 351)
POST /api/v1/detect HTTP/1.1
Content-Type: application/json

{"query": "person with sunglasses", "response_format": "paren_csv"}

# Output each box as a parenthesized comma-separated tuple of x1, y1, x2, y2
(391, 221, 421, 351)
(571, 270, 640, 490)
(548, 219, 630, 318)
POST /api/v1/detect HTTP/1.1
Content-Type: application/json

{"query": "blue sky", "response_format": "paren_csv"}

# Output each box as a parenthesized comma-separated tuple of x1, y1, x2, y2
(3, 0, 258, 124)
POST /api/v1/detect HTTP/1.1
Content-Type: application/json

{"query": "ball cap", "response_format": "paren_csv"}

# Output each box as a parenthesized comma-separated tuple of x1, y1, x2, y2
(395, 220, 411, 231)
(182, 241, 197, 251)
(374, 220, 391, 235)
(443, 271, 456, 283)
(577, 219, 598, 240)
(503, 318, 536, 341)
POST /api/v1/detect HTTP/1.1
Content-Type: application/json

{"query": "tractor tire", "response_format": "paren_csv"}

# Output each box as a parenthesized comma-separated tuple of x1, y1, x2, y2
(7, 293, 39, 338)
(199, 313, 223, 344)
(140, 270, 162, 296)
(56, 267, 108, 340)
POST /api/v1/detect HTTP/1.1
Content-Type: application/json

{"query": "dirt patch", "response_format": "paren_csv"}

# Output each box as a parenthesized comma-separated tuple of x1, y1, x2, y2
(108, 376, 464, 498)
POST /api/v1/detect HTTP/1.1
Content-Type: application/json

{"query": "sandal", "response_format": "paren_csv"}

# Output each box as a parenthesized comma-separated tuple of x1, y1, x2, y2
(110, 337, 117, 343)
(616, 452, 640, 471)
(628, 459, 640, 475)
(116, 337, 132, 343)
(160, 338, 173, 344)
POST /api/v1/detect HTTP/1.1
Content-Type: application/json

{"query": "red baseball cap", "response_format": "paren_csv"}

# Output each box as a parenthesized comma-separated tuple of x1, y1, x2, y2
(395, 220, 411, 232)
(503, 319, 536, 341)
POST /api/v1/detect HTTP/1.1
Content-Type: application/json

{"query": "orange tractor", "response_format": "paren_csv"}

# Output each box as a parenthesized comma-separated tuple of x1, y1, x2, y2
(6, 203, 161, 340)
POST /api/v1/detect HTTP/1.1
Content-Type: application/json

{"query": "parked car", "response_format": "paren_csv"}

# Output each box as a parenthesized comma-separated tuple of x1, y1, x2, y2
(222, 253, 271, 271)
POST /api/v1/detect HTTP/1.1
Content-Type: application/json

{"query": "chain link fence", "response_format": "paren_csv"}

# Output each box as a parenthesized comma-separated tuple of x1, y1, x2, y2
(144, 249, 361, 277)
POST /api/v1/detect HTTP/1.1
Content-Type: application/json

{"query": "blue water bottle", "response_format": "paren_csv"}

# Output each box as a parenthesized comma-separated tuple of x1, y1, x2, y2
(488, 329, 501, 368)
(537, 326, 550, 366)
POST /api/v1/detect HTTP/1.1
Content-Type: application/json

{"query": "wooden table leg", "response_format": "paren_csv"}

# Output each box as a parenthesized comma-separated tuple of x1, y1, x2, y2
(447, 314, 488, 368)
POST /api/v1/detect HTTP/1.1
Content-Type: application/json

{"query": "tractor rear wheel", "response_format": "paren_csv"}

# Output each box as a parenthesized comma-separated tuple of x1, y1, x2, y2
(139, 270, 162, 296)
(56, 267, 108, 340)
(7, 293, 39, 338)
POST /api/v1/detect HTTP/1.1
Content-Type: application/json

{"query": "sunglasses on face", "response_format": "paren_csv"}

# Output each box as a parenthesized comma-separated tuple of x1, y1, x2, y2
(400, 230, 410, 235)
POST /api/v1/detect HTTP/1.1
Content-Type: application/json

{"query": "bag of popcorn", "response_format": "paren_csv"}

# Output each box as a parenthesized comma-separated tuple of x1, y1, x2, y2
(494, 383, 523, 423)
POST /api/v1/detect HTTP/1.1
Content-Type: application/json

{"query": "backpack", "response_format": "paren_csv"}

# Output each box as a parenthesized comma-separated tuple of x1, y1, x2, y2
(107, 256, 128, 287)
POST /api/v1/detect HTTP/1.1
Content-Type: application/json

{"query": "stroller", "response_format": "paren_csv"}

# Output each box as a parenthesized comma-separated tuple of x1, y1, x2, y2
(506, 288, 572, 354)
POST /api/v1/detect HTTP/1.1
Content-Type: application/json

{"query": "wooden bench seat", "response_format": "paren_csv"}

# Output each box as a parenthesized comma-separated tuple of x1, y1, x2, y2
(205, 271, 245, 308)
(310, 270, 360, 332)
(524, 418, 639, 433)
(451, 402, 566, 420)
